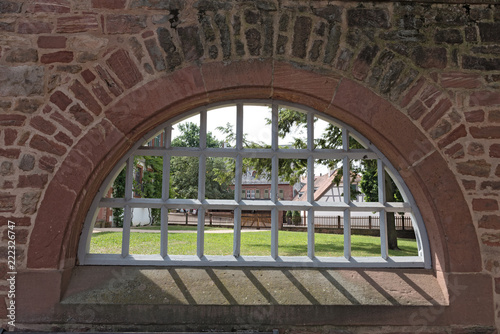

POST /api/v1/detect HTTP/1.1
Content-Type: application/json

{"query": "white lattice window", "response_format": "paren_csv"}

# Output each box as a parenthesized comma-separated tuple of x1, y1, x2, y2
(78, 101, 431, 268)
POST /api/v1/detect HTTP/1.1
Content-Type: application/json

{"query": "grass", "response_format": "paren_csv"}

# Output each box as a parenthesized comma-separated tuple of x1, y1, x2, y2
(90, 229, 418, 257)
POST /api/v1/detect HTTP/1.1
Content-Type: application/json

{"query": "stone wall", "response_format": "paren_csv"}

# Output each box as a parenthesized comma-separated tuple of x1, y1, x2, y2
(0, 0, 499, 332)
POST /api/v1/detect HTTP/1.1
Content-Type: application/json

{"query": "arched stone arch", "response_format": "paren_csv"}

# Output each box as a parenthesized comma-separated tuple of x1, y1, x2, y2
(27, 60, 480, 276)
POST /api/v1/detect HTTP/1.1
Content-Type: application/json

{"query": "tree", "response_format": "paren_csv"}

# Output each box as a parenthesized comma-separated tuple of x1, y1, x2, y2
(170, 122, 234, 200)
(222, 108, 402, 250)
(134, 156, 163, 225)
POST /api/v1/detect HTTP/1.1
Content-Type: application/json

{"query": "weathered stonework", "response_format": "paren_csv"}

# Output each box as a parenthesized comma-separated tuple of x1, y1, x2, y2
(0, 0, 500, 332)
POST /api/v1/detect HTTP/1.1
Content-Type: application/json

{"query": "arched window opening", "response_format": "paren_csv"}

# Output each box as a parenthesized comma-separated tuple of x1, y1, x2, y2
(79, 101, 431, 268)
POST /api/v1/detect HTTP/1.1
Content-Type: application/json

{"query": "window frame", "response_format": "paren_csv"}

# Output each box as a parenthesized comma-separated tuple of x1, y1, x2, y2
(78, 100, 431, 268)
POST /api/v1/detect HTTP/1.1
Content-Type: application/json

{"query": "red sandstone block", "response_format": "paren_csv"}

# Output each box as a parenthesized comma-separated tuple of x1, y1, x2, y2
(2, 228, 29, 244)
(496, 165, 500, 177)
(4, 129, 16, 145)
(456, 159, 491, 177)
(69, 80, 102, 115)
(39, 156, 58, 173)
(473, 200, 499, 212)
(106, 14, 147, 34)
(273, 62, 338, 110)
(0, 115, 26, 126)
(69, 104, 94, 126)
(53, 149, 93, 198)
(55, 131, 73, 146)
(462, 179, 476, 190)
(470, 126, 500, 139)
(91, 0, 126, 9)
(440, 72, 483, 89)
(490, 144, 500, 158)
(421, 98, 452, 130)
(106, 49, 143, 89)
(470, 91, 500, 107)
(27, 0, 71, 13)
(56, 15, 99, 33)
(30, 116, 57, 135)
(438, 124, 467, 149)
(0, 193, 16, 213)
(41, 51, 73, 64)
(0, 216, 31, 227)
(92, 83, 112, 106)
(465, 109, 485, 123)
(95, 64, 123, 97)
(407, 100, 427, 120)
(81, 69, 96, 84)
(50, 111, 81, 137)
(489, 110, 500, 123)
(18, 21, 53, 34)
(444, 143, 464, 159)
(481, 232, 500, 247)
(478, 215, 500, 230)
(400, 77, 425, 108)
(37, 36, 66, 49)
(18, 174, 48, 189)
(50, 91, 72, 111)
(419, 82, 442, 108)
(29, 134, 67, 156)
(0, 148, 20, 159)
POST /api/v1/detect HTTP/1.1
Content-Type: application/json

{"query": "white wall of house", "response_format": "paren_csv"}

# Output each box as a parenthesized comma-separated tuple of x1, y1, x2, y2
(131, 208, 150, 226)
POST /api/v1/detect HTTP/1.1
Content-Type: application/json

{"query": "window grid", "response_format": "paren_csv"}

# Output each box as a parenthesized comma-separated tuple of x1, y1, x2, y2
(79, 101, 431, 268)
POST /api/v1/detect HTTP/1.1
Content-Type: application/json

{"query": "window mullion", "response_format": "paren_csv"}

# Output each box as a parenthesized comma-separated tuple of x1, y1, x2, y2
(343, 139, 351, 259)
(160, 206, 168, 257)
(378, 159, 388, 259)
(161, 126, 171, 258)
(197, 110, 207, 258)
(122, 205, 131, 258)
(271, 104, 279, 259)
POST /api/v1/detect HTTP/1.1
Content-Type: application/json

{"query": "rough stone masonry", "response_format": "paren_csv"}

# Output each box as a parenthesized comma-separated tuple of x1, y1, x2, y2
(0, 0, 499, 332)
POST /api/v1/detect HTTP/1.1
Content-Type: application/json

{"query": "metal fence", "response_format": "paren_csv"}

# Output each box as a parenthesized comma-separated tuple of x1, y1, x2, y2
(167, 212, 412, 231)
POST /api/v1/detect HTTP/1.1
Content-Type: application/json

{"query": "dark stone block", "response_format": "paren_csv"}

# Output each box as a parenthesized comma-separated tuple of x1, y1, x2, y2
(255, 0, 276, 11)
(209, 45, 218, 59)
(144, 39, 166, 72)
(313, 5, 342, 23)
(323, 24, 340, 64)
(130, 0, 182, 10)
(380, 30, 425, 42)
(0, 0, 21, 13)
(292, 16, 312, 59)
(245, 28, 261, 56)
(413, 46, 447, 69)
(178, 26, 204, 62)
(6, 48, 38, 63)
(276, 35, 287, 55)
(465, 26, 477, 42)
(244, 9, 260, 24)
(214, 13, 231, 60)
(157, 27, 182, 70)
(463, 55, 500, 71)
(472, 46, 500, 55)
(479, 23, 500, 43)
(235, 40, 245, 56)
(262, 15, 274, 57)
(335, 48, 353, 71)
(279, 13, 289, 32)
(200, 16, 216, 42)
(379, 60, 405, 95)
(347, 8, 391, 29)
(232, 15, 240, 36)
(309, 40, 323, 62)
(434, 29, 463, 44)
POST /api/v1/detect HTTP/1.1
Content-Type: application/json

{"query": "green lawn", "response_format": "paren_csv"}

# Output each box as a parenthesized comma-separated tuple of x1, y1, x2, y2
(90, 229, 418, 257)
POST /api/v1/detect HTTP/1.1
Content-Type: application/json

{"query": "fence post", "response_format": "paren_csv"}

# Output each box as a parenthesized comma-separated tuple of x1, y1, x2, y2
(337, 215, 341, 229)
(185, 212, 188, 225)
(401, 215, 405, 230)
(209, 212, 213, 226)
(369, 216, 372, 229)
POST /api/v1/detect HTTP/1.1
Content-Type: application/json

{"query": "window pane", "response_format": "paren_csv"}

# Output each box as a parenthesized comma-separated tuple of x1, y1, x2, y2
(243, 105, 272, 147)
(314, 116, 340, 149)
(313, 210, 344, 257)
(103, 164, 126, 199)
(356, 158, 378, 203)
(205, 157, 235, 200)
(277, 107, 307, 148)
(204, 211, 234, 256)
(171, 113, 200, 148)
(143, 129, 165, 147)
(133, 155, 163, 199)
(89, 210, 124, 255)
(170, 156, 199, 199)
(240, 210, 271, 256)
(207, 106, 236, 148)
